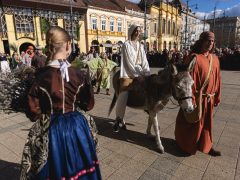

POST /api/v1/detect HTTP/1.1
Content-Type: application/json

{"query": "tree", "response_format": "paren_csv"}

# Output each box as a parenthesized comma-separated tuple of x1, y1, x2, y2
(40, 18, 50, 39)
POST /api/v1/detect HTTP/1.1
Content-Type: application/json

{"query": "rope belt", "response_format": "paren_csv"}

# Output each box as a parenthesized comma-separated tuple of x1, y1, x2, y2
(202, 93, 215, 102)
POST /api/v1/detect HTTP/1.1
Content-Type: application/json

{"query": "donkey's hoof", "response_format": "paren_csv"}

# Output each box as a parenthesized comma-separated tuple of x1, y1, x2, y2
(158, 148, 165, 154)
(113, 123, 120, 133)
(157, 146, 165, 154)
(121, 124, 127, 130)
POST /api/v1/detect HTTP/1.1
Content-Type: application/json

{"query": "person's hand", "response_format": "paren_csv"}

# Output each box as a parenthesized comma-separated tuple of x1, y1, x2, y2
(135, 65, 143, 74)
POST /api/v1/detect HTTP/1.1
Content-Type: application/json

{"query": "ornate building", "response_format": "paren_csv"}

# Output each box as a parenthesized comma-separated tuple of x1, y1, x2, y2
(207, 16, 240, 48)
(140, 0, 182, 51)
(0, 0, 87, 55)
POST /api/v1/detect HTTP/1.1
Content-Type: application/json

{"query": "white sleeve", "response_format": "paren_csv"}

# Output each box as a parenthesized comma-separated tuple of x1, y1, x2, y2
(121, 43, 140, 77)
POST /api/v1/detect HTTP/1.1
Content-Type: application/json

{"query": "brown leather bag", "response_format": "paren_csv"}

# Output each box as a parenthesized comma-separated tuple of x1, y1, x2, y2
(184, 54, 213, 123)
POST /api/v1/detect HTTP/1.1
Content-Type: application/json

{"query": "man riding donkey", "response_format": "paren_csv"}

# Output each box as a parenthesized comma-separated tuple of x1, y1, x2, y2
(113, 24, 150, 132)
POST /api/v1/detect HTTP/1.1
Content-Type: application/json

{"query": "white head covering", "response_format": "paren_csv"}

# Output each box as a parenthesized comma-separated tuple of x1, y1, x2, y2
(128, 24, 139, 40)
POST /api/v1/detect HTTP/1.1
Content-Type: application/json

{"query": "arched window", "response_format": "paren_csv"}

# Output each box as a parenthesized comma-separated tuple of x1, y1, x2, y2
(172, 22, 175, 35)
(163, 41, 167, 49)
(109, 17, 114, 32)
(168, 20, 171, 34)
(101, 16, 106, 31)
(0, 8, 7, 38)
(117, 18, 122, 32)
(91, 15, 97, 30)
(162, 19, 166, 34)
(14, 8, 35, 39)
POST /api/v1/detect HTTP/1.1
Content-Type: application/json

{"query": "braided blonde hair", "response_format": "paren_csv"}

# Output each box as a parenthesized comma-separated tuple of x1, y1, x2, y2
(46, 26, 71, 62)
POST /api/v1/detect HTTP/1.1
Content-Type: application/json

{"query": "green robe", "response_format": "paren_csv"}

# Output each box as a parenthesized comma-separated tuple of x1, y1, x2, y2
(99, 59, 118, 89)
(86, 58, 117, 89)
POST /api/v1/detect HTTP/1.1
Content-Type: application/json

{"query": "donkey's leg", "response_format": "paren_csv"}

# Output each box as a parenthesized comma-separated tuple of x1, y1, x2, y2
(146, 116, 154, 138)
(149, 111, 164, 153)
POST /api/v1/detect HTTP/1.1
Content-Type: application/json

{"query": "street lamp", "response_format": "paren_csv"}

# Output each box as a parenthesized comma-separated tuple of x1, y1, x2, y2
(69, 0, 75, 53)
(184, 0, 198, 49)
(144, 0, 147, 52)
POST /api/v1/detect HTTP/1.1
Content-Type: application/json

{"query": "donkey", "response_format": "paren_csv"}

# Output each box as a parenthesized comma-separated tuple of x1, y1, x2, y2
(108, 61, 195, 153)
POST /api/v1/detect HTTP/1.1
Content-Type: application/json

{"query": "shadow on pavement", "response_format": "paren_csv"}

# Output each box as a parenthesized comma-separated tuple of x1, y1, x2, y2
(0, 160, 21, 179)
(93, 115, 190, 157)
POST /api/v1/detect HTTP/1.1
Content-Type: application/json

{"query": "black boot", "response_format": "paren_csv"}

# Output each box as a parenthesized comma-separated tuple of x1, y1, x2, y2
(208, 148, 221, 156)
(113, 118, 121, 132)
(106, 89, 110, 95)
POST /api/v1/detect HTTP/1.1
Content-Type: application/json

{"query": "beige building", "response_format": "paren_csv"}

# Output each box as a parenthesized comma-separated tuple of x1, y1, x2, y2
(85, 0, 151, 53)
(0, 0, 87, 55)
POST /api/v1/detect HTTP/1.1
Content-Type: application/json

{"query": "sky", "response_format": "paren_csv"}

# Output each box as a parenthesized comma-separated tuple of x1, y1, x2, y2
(127, 0, 240, 19)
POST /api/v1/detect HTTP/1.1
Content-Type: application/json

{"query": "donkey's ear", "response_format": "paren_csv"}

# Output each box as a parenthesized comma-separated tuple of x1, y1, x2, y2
(187, 57, 196, 72)
(170, 64, 178, 76)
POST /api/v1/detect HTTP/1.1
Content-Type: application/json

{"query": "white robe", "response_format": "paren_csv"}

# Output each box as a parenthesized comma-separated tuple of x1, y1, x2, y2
(120, 40, 150, 79)
(0, 61, 11, 73)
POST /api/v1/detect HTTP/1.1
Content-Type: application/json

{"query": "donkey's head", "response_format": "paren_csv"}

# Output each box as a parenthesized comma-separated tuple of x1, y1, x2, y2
(170, 61, 195, 113)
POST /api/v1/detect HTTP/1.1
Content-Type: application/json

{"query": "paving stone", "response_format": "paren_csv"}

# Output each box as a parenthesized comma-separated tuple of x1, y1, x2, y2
(1, 69, 240, 179)
(117, 159, 149, 178)
(99, 162, 116, 179)
(10, 126, 30, 140)
(150, 156, 180, 176)
(202, 158, 235, 180)
(217, 137, 240, 150)
(0, 144, 19, 170)
(107, 170, 136, 180)
(114, 143, 141, 158)
(236, 148, 240, 176)
(181, 154, 210, 171)
(132, 149, 158, 166)
(102, 152, 129, 169)
(0, 118, 18, 128)
(170, 164, 204, 180)
(139, 167, 172, 180)
(0, 132, 25, 157)
(97, 147, 113, 161)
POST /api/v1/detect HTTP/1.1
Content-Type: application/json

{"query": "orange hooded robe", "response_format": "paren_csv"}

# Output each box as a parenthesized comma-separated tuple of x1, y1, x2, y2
(175, 53, 221, 154)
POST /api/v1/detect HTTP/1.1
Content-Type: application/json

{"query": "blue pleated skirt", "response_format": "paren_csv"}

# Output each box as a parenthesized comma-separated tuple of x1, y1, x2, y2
(35, 111, 101, 180)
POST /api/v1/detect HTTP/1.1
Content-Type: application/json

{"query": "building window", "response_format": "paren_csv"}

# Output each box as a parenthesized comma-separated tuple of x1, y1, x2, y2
(14, 8, 35, 39)
(154, 22, 157, 33)
(162, 19, 166, 34)
(0, 9, 7, 38)
(39, 11, 58, 26)
(117, 18, 122, 32)
(91, 15, 97, 30)
(110, 17, 114, 32)
(64, 16, 80, 40)
(101, 16, 106, 31)
(172, 22, 175, 35)
(168, 20, 171, 34)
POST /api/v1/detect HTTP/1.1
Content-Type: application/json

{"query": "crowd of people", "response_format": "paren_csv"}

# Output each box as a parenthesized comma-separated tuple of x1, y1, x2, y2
(1, 23, 240, 179)
(0, 45, 47, 74)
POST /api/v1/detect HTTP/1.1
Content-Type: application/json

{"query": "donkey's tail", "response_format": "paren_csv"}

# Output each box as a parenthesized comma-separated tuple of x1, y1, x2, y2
(108, 92, 117, 116)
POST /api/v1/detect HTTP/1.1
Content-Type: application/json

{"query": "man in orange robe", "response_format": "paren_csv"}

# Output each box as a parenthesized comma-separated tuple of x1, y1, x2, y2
(175, 31, 221, 156)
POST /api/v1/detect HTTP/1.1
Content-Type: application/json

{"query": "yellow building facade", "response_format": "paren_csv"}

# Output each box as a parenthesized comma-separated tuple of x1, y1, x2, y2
(148, 1, 181, 51)
(0, 5, 86, 55)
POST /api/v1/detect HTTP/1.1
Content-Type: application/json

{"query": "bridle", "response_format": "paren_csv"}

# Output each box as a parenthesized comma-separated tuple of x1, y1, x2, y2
(171, 77, 192, 103)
